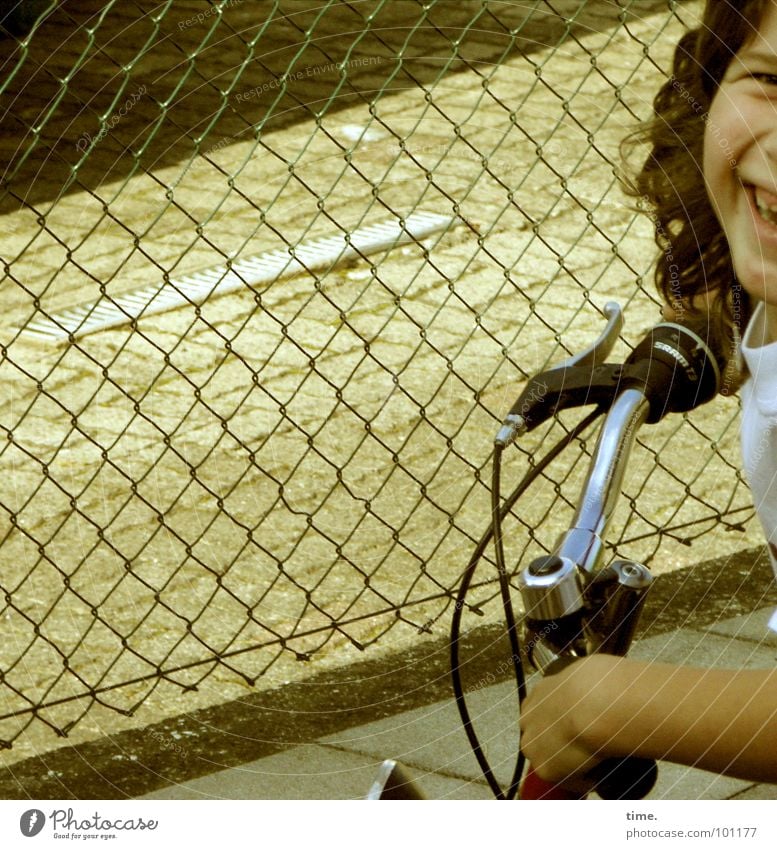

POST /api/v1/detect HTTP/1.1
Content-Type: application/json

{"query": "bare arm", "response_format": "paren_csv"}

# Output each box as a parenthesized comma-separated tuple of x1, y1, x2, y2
(519, 654, 777, 786)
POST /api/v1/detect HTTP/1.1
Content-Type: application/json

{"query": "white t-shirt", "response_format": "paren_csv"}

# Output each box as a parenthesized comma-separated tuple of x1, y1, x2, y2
(739, 302, 777, 630)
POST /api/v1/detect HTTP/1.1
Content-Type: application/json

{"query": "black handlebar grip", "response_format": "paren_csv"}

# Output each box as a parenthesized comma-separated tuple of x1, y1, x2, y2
(587, 755, 658, 800)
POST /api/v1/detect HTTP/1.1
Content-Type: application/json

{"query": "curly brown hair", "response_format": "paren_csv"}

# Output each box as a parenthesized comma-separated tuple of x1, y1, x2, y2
(622, 0, 769, 383)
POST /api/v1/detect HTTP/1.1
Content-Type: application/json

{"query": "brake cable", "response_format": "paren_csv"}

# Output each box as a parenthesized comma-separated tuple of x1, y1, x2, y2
(449, 406, 603, 800)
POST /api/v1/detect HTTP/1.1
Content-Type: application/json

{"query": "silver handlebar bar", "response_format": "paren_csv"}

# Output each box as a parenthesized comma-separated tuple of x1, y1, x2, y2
(516, 392, 654, 670)
(516, 318, 659, 671)
(514, 300, 724, 669)
(557, 388, 650, 576)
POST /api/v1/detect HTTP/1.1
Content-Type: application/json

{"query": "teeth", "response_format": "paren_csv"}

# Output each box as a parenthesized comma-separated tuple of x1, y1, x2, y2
(756, 194, 777, 225)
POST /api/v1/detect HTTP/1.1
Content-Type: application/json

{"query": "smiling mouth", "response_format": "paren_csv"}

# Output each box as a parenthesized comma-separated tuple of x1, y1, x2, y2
(753, 185, 777, 226)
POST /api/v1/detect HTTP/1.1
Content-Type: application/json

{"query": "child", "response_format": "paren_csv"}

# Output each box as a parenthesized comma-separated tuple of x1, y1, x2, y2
(519, 0, 777, 790)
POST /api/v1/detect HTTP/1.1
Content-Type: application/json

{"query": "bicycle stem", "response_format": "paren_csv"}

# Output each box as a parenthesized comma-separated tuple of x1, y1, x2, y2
(516, 389, 658, 800)
(516, 389, 654, 669)
(556, 388, 651, 576)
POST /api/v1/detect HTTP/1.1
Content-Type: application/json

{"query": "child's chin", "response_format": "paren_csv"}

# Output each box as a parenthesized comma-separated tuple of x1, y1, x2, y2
(734, 258, 777, 305)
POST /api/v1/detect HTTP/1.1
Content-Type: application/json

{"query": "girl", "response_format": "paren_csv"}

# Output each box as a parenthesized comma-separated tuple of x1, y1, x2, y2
(519, 0, 777, 790)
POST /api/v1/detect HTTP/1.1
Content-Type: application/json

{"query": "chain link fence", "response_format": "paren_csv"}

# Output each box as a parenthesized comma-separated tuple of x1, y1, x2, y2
(0, 0, 760, 758)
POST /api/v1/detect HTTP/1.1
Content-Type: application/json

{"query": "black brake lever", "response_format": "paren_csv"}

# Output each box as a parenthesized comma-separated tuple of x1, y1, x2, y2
(496, 302, 623, 446)
(496, 362, 625, 443)
(496, 303, 722, 446)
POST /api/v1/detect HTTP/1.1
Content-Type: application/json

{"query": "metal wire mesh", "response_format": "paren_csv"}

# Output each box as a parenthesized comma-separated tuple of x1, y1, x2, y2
(0, 0, 759, 754)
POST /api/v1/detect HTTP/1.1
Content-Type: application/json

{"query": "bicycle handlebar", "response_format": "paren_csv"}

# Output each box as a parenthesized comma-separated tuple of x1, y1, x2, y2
(510, 306, 725, 800)
(449, 303, 725, 801)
